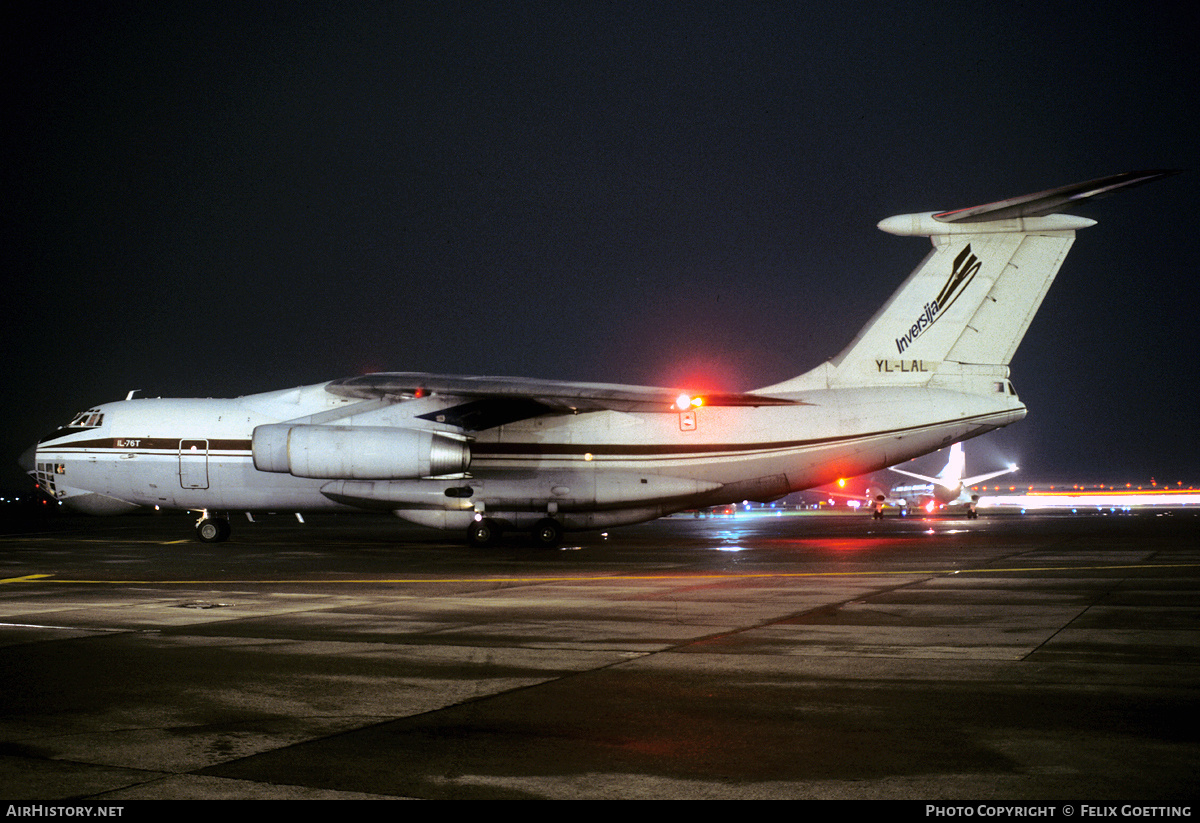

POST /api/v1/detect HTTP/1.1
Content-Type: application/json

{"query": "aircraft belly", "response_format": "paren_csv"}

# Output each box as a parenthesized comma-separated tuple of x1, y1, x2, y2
(470, 392, 1021, 495)
(394, 507, 671, 533)
(53, 449, 341, 512)
(183, 456, 346, 511)
(322, 472, 723, 512)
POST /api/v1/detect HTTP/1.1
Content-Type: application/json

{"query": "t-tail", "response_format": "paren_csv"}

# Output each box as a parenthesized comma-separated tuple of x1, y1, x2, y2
(759, 170, 1179, 396)
(888, 442, 1017, 491)
(936, 442, 966, 486)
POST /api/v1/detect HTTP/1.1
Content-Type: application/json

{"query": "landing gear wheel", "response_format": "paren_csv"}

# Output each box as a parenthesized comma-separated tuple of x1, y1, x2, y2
(467, 518, 502, 548)
(196, 517, 231, 543)
(530, 518, 563, 548)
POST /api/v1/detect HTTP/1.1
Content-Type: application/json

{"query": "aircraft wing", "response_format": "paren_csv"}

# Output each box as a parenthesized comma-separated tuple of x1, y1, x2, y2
(325, 372, 804, 430)
(960, 466, 1018, 486)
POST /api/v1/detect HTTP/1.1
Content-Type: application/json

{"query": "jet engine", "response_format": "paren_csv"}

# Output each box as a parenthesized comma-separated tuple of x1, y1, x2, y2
(252, 424, 470, 479)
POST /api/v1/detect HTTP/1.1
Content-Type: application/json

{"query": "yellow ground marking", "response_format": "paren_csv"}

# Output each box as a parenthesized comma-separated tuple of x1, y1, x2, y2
(3, 563, 1197, 586)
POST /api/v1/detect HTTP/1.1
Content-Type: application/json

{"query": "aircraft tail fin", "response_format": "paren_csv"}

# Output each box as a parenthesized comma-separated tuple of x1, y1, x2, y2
(758, 170, 1179, 395)
(936, 442, 966, 485)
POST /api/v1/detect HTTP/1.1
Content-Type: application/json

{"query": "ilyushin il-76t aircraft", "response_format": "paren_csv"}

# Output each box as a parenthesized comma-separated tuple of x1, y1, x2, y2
(22, 170, 1177, 547)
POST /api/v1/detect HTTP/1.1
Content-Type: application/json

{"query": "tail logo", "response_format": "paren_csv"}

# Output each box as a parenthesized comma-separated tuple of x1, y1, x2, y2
(895, 244, 982, 354)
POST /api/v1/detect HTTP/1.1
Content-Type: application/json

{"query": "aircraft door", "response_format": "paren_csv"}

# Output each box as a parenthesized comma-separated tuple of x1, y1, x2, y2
(179, 439, 210, 489)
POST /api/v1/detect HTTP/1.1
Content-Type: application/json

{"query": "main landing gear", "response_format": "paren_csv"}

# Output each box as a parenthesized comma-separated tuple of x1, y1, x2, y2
(530, 517, 564, 548)
(466, 516, 564, 548)
(467, 517, 501, 548)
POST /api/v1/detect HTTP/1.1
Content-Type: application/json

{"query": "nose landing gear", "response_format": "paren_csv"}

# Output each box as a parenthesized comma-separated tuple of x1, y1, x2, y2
(195, 511, 231, 543)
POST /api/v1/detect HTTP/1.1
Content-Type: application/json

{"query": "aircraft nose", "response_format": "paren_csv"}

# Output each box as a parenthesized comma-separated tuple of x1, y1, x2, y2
(18, 444, 37, 474)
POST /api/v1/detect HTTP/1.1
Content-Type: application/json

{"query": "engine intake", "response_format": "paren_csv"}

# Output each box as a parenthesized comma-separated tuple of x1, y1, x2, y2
(252, 424, 470, 479)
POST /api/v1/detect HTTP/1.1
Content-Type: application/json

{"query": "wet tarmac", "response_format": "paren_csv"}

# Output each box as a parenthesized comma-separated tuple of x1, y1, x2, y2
(1, 510, 1197, 800)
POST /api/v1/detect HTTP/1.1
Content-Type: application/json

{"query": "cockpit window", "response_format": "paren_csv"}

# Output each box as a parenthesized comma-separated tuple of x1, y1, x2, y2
(68, 410, 104, 428)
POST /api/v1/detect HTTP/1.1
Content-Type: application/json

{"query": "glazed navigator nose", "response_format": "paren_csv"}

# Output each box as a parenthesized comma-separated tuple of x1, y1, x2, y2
(18, 443, 37, 474)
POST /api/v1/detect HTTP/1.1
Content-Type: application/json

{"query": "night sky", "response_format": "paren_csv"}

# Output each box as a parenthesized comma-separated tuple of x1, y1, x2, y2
(5, 2, 1197, 494)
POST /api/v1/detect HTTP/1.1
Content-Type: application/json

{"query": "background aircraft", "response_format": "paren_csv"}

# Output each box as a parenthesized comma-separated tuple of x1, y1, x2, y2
(867, 443, 1017, 518)
(23, 171, 1176, 546)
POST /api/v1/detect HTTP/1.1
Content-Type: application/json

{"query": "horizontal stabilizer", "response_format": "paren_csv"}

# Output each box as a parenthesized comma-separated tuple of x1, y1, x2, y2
(932, 169, 1180, 224)
(889, 463, 1018, 488)
(960, 465, 1018, 486)
(887, 466, 941, 486)
(888, 441, 1016, 491)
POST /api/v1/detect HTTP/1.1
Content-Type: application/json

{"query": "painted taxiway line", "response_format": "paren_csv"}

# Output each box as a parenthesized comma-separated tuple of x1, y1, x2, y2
(4, 562, 1198, 587)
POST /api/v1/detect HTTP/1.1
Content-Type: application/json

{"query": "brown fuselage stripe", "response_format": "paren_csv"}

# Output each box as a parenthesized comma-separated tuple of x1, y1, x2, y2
(37, 409, 1010, 460)
(40, 438, 254, 451)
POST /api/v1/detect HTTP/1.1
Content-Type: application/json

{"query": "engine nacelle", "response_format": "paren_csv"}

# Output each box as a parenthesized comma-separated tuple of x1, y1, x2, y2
(252, 424, 470, 479)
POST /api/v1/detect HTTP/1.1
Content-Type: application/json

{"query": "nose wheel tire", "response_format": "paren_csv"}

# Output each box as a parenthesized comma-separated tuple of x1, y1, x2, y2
(196, 517, 231, 543)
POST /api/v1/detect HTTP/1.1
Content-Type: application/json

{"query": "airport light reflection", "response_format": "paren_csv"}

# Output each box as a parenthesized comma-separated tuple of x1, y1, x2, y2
(978, 486, 1200, 511)
(713, 528, 750, 552)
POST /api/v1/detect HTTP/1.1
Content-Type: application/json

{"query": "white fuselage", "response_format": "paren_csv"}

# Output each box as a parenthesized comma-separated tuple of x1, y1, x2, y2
(30, 379, 1025, 532)
(886, 480, 968, 511)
